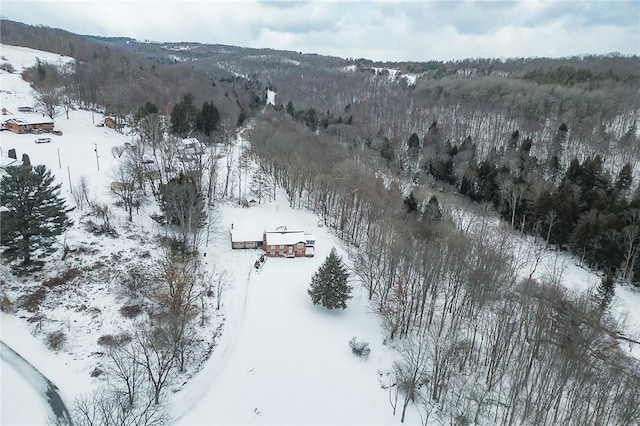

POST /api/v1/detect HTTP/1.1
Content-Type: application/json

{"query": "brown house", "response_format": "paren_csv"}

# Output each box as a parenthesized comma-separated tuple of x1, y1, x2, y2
(230, 224, 315, 257)
(263, 230, 315, 257)
(5, 117, 54, 134)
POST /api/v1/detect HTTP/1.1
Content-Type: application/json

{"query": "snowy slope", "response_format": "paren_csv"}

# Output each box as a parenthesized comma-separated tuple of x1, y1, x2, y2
(2, 42, 639, 426)
(1, 43, 129, 425)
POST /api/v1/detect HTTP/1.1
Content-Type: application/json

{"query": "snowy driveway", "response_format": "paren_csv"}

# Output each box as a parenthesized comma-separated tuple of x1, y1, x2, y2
(1, 341, 71, 425)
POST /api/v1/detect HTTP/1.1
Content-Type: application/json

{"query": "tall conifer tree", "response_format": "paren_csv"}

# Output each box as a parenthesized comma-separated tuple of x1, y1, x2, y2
(0, 165, 72, 274)
(308, 248, 351, 310)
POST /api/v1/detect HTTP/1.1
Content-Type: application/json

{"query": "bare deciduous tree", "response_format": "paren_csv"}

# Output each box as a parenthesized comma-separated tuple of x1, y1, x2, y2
(54, 386, 169, 426)
(393, 335, 430, 423)
(71, 176, 91, 211)
(33, 86, 61, 119)
(110, 163, 138, 221)
(135, 324, 175, 405)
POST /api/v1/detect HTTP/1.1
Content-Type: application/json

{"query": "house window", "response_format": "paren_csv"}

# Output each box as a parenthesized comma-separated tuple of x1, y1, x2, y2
(296, 243, 304, 249)
(279, 244, 284, 249)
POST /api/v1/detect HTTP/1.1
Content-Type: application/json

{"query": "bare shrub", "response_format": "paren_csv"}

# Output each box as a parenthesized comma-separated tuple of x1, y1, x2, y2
(349, 337, 371, 359)
(71, 176, 91, 211)
(120, 304, 143, 318)
(86, 201, 116, 236)
(47, 330, 67, 351)
(120, 265, 158, 299)
(111, 145, 126, 158)
(42, 268, 81, 288)
(0, 62, 15, 73)
(17, 287, 47, 312)
(97, 333, 131, 347)
(1, 295, 16, 313)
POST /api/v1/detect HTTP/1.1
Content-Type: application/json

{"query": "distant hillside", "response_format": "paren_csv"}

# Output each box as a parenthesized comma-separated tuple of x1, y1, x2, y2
(0, 19, 264, 129)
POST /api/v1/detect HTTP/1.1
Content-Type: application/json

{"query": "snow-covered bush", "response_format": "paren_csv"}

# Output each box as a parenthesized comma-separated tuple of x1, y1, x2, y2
(119, 304, 143, 318)
(17, 287, 47, 312)
(0, 62, 15, 73)
(47, 330, 66, 350)
(349, 337, 371, 359)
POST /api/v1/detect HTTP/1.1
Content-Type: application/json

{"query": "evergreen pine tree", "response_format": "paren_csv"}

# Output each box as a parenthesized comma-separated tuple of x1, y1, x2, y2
(0, 165, 72, 274)
(195, 101, 220, 137)
(596, 270, 615, 311)
(403, 191, 419, 214)
(308, 248, 351, 310)
(170, 93, 197, 137)
(407, 133, 420, 151)
(615, 163, 633, 192)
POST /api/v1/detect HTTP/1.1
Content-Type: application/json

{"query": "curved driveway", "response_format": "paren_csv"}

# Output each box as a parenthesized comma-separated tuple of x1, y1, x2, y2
(0, 341, 72, 424)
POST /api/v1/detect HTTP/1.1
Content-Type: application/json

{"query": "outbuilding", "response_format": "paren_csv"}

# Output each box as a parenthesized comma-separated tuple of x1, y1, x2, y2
(230, 223, 264, 249)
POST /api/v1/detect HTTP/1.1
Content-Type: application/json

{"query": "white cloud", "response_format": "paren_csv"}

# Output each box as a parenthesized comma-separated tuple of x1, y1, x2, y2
(2, 0, 638, 61)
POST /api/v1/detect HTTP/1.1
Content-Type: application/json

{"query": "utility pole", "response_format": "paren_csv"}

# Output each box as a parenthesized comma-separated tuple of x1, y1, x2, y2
(94, 144, 100, 171)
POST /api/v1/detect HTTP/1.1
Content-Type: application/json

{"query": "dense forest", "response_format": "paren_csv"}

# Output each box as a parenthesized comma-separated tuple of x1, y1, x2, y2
(2, 19, 640, 425)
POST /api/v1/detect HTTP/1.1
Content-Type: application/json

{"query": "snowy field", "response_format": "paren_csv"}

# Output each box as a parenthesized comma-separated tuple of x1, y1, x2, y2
(173, 199, 405, 425)
(1, 42, 640, 425)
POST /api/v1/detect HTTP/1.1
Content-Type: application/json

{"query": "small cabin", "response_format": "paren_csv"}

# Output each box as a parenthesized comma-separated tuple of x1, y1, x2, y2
(104, 116, 122, 129)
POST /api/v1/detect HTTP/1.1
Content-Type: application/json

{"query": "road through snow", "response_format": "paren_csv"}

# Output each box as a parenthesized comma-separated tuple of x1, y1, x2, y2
(1, 341, 72, 424)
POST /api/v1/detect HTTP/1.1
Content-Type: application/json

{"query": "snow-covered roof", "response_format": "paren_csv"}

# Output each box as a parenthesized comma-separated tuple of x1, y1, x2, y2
(304, 233, 316, 242)
(264, 231, 307, 246)
(6, 116, 54, 125)
(230, 223, 265, 243)
(182, 137, 200, 146)
(0, 156, 22, 168)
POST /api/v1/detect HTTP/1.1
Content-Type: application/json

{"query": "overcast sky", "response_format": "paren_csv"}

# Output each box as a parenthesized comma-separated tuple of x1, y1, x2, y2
(2, 0, 639, 61)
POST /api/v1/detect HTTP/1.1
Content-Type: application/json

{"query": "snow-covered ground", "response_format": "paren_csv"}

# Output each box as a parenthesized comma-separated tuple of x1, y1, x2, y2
(0, 44, 417, 425)
(1, 341, 54, 425)
(2, 42, 640, 425)
(172, 198, 407, 425)
(266, 89, 276, 106)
